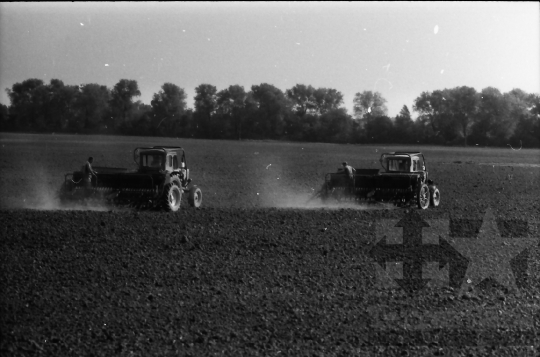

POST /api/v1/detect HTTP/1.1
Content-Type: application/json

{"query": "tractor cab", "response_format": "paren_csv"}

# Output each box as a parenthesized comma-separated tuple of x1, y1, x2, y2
(134, 146, 191, 189)
(135, 147, 187, 173)
(380, 152, 426, 174)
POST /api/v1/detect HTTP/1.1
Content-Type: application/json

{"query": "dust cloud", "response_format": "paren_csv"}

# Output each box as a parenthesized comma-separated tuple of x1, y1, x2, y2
(239, 150, 397, 211)
(16, 167, 111, 211)
(256, 163, 392, 211)
(267, 189, 395, 210)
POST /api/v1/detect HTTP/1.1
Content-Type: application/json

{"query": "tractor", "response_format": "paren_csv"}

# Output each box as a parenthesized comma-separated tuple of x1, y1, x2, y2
(313, 152, 440, 209)
(59, 146, 202, 211)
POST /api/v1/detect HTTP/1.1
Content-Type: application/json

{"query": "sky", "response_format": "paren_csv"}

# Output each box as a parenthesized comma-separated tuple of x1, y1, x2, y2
(0, 2, 538, 118)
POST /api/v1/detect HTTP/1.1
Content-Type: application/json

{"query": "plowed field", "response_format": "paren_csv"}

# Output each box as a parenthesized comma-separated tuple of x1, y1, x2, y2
(1, 133, 539, 356)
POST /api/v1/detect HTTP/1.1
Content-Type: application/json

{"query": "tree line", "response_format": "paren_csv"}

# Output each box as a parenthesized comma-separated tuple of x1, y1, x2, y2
(1, 78, 539, 147)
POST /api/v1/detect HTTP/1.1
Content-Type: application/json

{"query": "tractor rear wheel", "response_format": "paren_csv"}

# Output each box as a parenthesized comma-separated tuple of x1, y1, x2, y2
(188, 186, 202, 208)
(162, 184, 182, 212)
(430, 188, 440, 207)
(417, 183, 430, 210)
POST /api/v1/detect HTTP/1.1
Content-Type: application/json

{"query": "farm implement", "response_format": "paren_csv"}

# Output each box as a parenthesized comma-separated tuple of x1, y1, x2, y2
(311, 152, 440, 209)
(59, 146, 202, 211)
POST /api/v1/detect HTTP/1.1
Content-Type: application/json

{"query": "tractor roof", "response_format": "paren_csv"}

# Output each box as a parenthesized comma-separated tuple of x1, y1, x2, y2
(380, 152, 424, 163)
(138, 146, 184, 154)
(386, 151, 422, 155)
(382, 152, 423, 159)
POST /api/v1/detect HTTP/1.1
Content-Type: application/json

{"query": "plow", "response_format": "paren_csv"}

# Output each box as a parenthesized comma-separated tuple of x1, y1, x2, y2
(310, 152, 440, 209)
(59, 146, 202, 211)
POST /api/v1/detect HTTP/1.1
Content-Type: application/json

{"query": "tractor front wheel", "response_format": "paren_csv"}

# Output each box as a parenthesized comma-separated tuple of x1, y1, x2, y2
(188, 186, 202, 208)
(417, 183, 430, 210)
(162, 184, 182, 212)
(430, 187, 440, 207)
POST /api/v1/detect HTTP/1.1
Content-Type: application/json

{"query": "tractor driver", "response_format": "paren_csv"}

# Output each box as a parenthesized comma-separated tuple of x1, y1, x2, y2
(84, 156, 98, 189)
(342, 162, 355, 194)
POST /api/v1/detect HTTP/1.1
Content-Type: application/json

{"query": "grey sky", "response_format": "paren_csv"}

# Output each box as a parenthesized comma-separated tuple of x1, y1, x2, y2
(1, 2, 538, 117)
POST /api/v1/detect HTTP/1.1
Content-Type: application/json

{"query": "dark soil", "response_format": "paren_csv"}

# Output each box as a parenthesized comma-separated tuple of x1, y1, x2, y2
(1, 208, 539, 356)
(1, 133, 539, 355)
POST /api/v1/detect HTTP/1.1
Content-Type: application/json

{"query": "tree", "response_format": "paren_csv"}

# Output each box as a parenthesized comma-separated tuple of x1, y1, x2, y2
(413, 90, 448, 134)
(312, 87, 344, 115)
(286, 85, 344, 117)
(509, 91, 540, 147)
(364, 115, 394, 143)
(511, 113, 540, 148)
(528, 93, 540, 118)
(73, 84, 110, 131)
(193, 84, 218, 138)
(398, 105, 411, 119)
(412, 116, 437, 144)
(286, 84, 316, 116)
(117, 100, 153, 135)
(46, 79, 79, 131)
(110, 79, 141, 127)
(131, 100, 152, 120)
(217, 85, 248, 140)
(178, 109, 195, 138)
(319, 108, 353, 143)
(413, 89, 466, 145)
(0, 103, 9, 131)
(352, 91, 388, 120)
(150, 83, 187, 136)
(249, 83, 289, 139)
(445, 86, 479, 146)
(28, 85, 51, 131)
(505, 89, 531, 122)
(470, 87, 510, 145)
(6, 78, 46, 130)
(394, 105, 414, 143)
